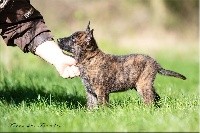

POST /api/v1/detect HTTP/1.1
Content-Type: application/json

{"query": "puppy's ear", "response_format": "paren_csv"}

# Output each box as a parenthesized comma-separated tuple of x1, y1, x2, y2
(86, 21, 90, 33)
(90, 29, 94, 35)
(86, 29, 94, 42)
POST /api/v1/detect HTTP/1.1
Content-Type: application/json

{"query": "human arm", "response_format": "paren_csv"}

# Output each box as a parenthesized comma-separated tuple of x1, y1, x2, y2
(35, 40, 80, 78)
(0, 0, 80, 78)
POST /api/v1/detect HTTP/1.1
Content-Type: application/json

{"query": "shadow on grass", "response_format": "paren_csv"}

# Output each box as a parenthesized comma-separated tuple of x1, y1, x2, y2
(0, 86, 87, 109)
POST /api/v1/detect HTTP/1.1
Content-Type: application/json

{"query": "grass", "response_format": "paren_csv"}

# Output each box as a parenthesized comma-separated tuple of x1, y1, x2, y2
(0, 43, 199, 132)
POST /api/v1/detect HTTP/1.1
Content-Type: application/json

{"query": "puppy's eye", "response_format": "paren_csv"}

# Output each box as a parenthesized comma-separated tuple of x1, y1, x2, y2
(71, 36, 76, 42)
(86, 36, 91, 42)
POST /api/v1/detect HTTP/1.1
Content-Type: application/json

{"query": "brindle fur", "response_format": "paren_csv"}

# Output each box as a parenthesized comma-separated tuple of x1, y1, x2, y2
(58, 22, 186, 109)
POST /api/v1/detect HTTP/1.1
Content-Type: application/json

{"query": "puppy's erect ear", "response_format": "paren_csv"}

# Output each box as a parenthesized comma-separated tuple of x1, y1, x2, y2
(86, 29, 94, 42)
(86, 21, 94, 42)
(90, 29, 94, 37)
(86, 21, 90, 33)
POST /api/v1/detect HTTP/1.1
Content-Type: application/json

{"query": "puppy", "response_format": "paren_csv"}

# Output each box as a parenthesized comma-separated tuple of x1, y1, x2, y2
(57, 22, 186, 109)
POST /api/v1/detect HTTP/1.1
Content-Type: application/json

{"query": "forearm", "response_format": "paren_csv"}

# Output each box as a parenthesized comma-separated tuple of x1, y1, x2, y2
(35, 40, 71, 66)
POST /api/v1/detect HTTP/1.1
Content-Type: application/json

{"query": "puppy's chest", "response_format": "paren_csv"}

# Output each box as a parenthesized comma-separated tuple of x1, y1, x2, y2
(78, 64, 101, 93)
(78, 63, 105, 80)
(78, 56, 113, 81)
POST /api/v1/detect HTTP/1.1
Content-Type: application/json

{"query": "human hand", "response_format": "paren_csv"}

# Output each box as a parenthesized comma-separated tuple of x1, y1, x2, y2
(54, 55, 80, 78)
(35, 41, 80, 78)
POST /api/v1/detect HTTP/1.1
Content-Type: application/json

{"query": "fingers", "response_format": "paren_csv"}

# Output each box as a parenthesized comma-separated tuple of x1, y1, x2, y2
(54, 56, 79, 78)
(70, 65, 80, 76)
(60, 65, 80, 78)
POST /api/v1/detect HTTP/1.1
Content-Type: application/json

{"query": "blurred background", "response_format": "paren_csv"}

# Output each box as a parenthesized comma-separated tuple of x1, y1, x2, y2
(32, 0, 199, 52)
(0, 0, 199, 71)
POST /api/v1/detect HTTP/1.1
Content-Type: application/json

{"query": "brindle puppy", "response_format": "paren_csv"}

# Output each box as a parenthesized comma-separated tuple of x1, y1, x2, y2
(57, 22, 186, 109)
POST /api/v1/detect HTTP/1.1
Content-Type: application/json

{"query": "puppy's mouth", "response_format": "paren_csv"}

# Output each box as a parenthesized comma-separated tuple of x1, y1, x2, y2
(57, 38, 65, 50)
(57, 38, 74, 54)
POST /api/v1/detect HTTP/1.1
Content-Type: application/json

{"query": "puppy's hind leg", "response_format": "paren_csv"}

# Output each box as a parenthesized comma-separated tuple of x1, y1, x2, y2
(136, 82, 161, 107)
(136, 66, 160, 106)
(136, 83, 155, 105)
(152, 87, 161, 107)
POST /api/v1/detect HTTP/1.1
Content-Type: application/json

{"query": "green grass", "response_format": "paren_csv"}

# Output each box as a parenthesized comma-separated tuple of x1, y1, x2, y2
(0, 44, 199, 132)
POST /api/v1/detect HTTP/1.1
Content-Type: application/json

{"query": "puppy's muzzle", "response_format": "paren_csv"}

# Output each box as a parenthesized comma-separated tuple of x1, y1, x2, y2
(57, 37, 72, 53)
(57, 38, 65, 48)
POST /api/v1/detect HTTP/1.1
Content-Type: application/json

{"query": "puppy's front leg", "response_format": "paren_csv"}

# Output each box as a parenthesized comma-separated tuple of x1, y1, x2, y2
(95, 88, 109, 106)
(86, 91, 98, 109)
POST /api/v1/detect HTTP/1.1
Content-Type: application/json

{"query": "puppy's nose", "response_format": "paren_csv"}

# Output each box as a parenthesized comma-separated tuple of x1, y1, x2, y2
(57, 38, 64, 49)
(57, 38, 61, 43)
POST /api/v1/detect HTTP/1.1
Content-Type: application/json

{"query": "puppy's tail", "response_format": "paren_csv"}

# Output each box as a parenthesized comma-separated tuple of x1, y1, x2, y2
(158, 66, 186, 80)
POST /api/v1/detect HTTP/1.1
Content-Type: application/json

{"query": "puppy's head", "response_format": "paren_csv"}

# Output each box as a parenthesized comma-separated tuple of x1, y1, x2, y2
(57, 21, 98, 61)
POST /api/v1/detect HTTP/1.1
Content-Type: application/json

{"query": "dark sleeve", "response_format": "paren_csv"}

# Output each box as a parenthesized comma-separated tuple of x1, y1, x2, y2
(0, 0, 54, 53)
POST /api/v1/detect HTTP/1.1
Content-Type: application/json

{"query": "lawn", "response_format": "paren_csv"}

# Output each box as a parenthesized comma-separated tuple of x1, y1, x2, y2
(0, 43, 199, 132)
